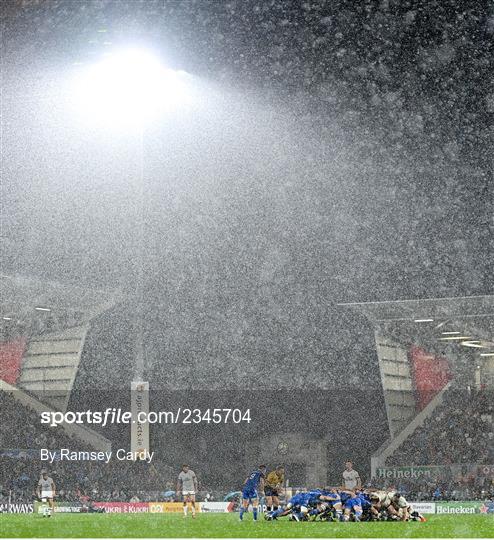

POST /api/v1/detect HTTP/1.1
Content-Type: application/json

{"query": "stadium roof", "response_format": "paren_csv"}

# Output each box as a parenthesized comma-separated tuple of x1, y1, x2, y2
(339, 295, 494, 355)
(0, 274, 123, 323)
(338, 295, 494, 323)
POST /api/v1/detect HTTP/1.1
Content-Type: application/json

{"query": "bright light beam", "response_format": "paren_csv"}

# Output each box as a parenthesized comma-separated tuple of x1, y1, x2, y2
(71, 48, 191, 129)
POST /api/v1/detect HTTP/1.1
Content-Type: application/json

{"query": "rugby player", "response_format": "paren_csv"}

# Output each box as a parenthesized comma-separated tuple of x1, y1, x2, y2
(369, 490, 409, 521)
(266, 491, 311, 521)
(356, 490, 373, 521)
(388, 491, 411, 521)
(177, 464, 198, 518)
(37, 470, 55, 517)
(265, 465, 284, 512)
(309, 489, 343, 521)
(267, 489, 335, 522)
(384, 491, 425, 521)
(239, 465, 266, 521)
(342, 461, 361, 490)
(338, 488, 363, 521)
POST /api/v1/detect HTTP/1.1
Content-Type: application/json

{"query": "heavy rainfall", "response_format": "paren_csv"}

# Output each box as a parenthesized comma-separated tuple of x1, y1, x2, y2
(0, 0, 493, 536)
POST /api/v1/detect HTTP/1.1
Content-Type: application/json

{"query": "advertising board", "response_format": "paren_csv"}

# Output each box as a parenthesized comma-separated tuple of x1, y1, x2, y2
(0, 502, 34, 513)
(34, 501, 83, 513)
(375, 465, 447, 480)
(199, 502, 232, 513)
(409, 502, 436, 514)
(435, 501, 482, 514)
(93, 502, 149, 513)
(148, 502, 200, 513)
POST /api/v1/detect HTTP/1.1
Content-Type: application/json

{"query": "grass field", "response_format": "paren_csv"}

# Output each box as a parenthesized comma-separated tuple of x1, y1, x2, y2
(0, 513, 492, 538)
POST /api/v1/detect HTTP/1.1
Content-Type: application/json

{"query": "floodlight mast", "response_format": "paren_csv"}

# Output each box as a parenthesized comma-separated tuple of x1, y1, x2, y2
(73, 48, 178, 381)
(72, 50, 195, 460)
(134, 124, 146, 381)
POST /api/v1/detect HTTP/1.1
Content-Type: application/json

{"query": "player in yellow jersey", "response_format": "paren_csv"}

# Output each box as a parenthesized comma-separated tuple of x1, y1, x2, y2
(265, 466, 285, 513)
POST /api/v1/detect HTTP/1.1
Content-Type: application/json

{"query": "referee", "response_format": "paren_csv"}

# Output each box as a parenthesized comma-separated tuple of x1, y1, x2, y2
(265, 465, 285, 512)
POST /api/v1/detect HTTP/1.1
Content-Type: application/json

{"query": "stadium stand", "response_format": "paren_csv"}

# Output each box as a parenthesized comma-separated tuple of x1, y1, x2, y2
(370, 470, 494, 502)
(0, 391, 175, 504)
(371, 385, 493, 500)
(343, 297, 494, 503)
(386, 387, 494, 466)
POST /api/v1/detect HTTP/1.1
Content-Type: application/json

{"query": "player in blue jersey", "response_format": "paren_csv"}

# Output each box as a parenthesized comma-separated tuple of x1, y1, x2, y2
(266, 491, 310, 521)
(239, 465, 266, 521)
(309, 489, 343, 521)
(357, 491, 373, 521)
(338, 489, 352, 506)
(287, 492, 313, 521)
(340, 488, 364, 521)
(267, 489, 334, 522)
(340, 488, 375, 522)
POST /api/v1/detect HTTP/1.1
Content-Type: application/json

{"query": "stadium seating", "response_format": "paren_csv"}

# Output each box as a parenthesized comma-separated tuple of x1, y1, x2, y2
(18, 326, 89, 412)
(0, 392, 175, 504)
(386, 387, 493, 467)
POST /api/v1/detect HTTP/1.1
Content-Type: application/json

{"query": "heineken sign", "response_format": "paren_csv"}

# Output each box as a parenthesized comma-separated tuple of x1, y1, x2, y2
(376, 466, 446, 480)
(436, 502, 481, 514)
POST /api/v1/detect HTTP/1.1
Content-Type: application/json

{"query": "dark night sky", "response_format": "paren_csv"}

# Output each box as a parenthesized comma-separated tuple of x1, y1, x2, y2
(2, 0, 492, 300)
(1, 0, 493, 390)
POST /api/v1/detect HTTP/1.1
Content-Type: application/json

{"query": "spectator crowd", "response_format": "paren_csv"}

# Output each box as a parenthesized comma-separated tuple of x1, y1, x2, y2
(387, 388, 493, 466)
(0, 392, 177, 505)
(371, 471, 493, 502)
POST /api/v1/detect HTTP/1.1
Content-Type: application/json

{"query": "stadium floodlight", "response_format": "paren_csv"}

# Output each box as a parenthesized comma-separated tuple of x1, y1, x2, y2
(71, 48, 190, 129)
(460, 341, 486, 348)
(438, 335, 471, 340)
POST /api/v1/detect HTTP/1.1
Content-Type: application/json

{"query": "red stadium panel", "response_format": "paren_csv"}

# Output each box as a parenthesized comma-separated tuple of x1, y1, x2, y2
(410, 346, 452, 410)
(0, 338, 26, 384)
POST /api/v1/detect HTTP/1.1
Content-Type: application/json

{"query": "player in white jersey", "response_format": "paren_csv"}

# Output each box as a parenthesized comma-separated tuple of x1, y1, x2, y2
(387, 491, 410, 521)
(177, 464, 198, 518)
(37, 471, 55, 517)
(342, 461, 361, 490)
(369, 490, 409, 521)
